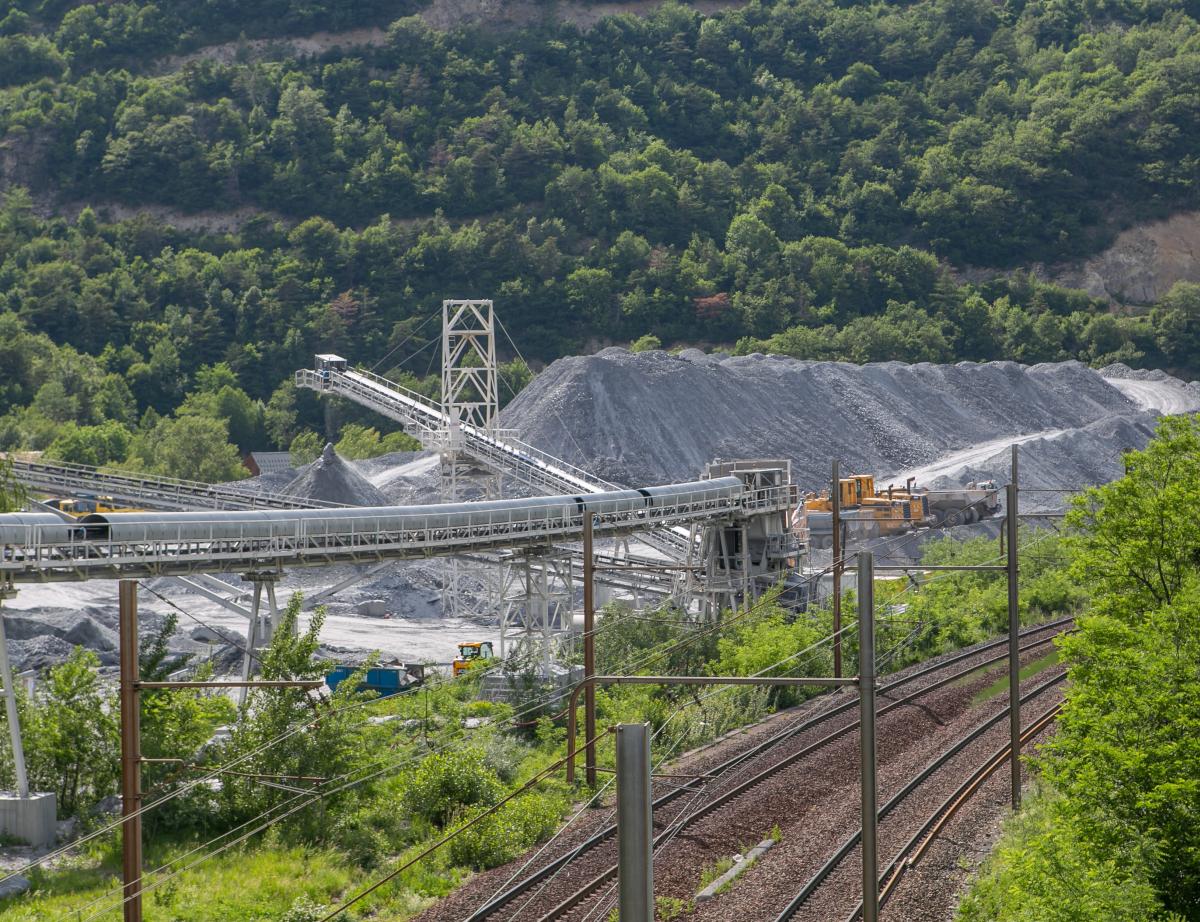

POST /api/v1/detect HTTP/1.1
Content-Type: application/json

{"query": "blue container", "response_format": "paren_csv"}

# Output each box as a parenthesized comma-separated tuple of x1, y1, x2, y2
(325, 665, 411, 698)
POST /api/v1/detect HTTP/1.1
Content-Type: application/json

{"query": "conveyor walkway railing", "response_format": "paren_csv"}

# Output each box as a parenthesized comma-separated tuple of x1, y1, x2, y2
(295, 366, 692, 556)
(0, 479, 791, 585)
(9, 457, 340, 511)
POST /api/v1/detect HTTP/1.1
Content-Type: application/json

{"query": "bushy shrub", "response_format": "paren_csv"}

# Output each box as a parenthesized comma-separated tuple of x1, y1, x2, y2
(403, 748, 504, 827)
(448, 793, 563, 870)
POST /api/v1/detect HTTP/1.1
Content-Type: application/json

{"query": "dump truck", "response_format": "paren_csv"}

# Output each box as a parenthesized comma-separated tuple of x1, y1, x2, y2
(803, 475, 999, 548)
(452, 641, 494, 677)
(924, 481, 1001, 525)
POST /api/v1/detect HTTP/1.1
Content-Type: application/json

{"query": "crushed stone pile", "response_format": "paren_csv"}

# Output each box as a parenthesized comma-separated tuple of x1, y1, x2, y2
(500, 349, 1194, 492)
(282, 444, 390, 506)
(927, 414, 1161, 511)
(1100, 362, 1200, 389)
(2, 609, 118, 671)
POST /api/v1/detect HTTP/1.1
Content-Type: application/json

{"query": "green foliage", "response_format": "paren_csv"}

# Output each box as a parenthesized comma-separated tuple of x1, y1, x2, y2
(139, 614, 235, 835)
(655, 895, 695, 920)
(22, 648, 118, 817)
(290, 430, 323, 467)
(446, 792, 563, 869)
(1066, 414, 1200, 618)
(403, 747, 504, 828)
(0, 457, 27, 512)
(711, 607, 830, 708)
(279, 896, 328, 922)
(0, 0, 1197, 463)
(334, 422, 420, 459)
(125, 414, 248, 482)
(960, 414, 1200, 919)
(630, 333, 662, 353)
(218, 595, 373, 838)
(44, 421, 132, 467)
(957, 786, 1167, 922)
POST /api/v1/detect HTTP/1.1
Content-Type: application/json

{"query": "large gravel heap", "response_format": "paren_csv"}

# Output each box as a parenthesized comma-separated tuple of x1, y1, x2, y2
(283, 443, 390, 506)
(500, 349, 1196, 492)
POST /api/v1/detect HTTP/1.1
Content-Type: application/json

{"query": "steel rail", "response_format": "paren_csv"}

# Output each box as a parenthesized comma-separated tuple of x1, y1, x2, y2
(845, 701, 1063, 921)
(772, 670, 1068, 922)
(532, 637, 1069, 922)
(462, 618, 1071, 921)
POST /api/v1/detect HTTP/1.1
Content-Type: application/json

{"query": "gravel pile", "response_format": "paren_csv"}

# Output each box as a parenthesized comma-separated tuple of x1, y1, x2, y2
(1100, 362, 1200, 389)
(927, 414, 1159, 505)
(282, 443, 390, 506)
(500, 349, 1188, 491)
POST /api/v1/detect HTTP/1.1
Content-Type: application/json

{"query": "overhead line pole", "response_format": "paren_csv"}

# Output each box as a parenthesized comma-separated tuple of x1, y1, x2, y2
(118, 580, 143, 922)
(832, 459, 843, 678)
(118, 580, 329, 922)
(616, 723, 653, 922)
(858, 551, 878, 922)
(583, 512, 598, 789)
(1007, 445, 1021, 809)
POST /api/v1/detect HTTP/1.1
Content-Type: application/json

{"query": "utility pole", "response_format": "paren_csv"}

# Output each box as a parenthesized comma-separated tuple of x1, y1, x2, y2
(832, 459, 843, 677)
(0, 592, 28, 799)
(858, 551, 878, 922)
(616, 723, 652, 922)
(119, 580, 143, 922)
(1007, 445, 1021, 809)
(118, 581, 323, 922)
(583, 512, 598, 789)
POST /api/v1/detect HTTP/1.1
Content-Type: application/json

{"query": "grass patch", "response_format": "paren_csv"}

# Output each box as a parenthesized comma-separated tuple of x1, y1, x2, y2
(698, 856, 737, 890)
(971, 651, 1059, 706)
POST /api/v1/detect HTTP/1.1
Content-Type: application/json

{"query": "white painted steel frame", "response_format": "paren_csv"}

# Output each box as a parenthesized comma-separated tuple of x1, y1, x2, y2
(0, 479, 791, 584)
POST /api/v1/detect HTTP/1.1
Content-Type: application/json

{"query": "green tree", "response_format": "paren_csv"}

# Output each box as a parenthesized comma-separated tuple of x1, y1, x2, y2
(290, 430, 323, 467)
(24, 648, 118, 817)
(0, 457, 27, 512)
(44, 421, 133, 467)
(218, 595, 371, 837)
(126, 415, 248, 482)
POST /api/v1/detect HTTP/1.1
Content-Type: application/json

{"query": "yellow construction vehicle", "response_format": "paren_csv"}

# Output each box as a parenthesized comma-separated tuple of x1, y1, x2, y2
(43, 494, 144, 517)
(803, 475, 933, 548)
(452, 641, 495, 677)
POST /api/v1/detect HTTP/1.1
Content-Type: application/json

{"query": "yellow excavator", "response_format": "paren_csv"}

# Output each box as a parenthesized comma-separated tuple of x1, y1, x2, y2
(452, 641, 495, 677)
(43, 494, 144, 517)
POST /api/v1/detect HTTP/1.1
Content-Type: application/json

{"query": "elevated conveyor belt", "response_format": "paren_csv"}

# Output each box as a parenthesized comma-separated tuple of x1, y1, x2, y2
(295, 366, 617, 495)
(0, 477, 791, 584)
(9, 458, 339, 512)
(295, 365, 692, 556)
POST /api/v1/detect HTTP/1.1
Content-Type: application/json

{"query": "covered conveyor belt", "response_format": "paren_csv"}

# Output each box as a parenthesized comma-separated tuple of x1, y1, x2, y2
(0, 476, 792, 585)
(295, 364, 692, 556)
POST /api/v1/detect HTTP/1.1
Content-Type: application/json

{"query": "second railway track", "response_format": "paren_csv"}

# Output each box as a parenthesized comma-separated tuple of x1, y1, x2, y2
(413, 617, 1073, 922)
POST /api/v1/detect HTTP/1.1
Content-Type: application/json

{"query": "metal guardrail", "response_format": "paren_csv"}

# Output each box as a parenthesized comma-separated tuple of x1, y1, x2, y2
(0, 484, 794, 584)
(10, 458, 341, 512)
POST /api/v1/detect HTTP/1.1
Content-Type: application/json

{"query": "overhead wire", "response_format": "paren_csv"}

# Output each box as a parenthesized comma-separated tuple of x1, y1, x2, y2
(73, 576, 815, 917)
(61, 461, 1070, 916)
(369, 312, 439, 373)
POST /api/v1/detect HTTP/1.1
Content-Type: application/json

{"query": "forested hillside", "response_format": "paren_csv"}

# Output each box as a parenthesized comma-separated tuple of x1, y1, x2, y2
(3, 0, 1200, 475)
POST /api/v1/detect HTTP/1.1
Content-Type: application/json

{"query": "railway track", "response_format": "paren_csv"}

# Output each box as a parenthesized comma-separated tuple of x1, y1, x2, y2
(772, 672, 1065, 921)
(423, 617, 1072, 922)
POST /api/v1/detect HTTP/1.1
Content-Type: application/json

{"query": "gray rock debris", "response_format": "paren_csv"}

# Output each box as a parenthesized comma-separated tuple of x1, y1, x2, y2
(281, 443, 390, 506)
(501, 350, 1151, 491)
